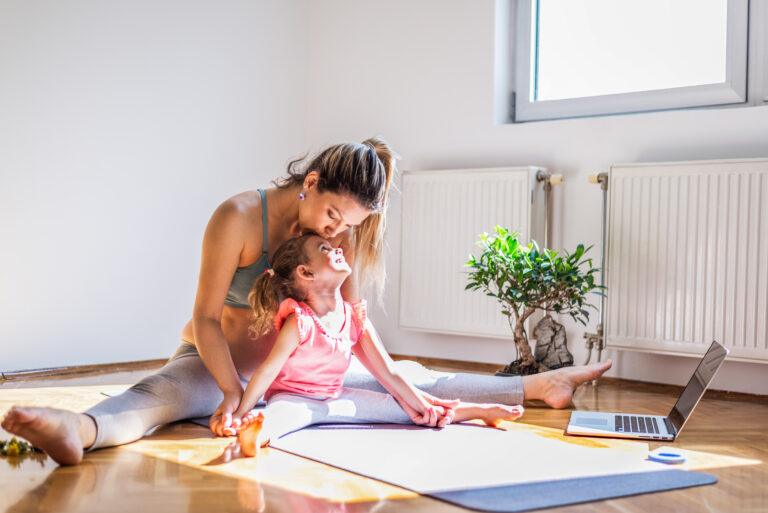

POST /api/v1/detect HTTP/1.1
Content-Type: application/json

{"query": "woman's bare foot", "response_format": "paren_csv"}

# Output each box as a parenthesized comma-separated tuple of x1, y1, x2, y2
(237, 412, 265, 457)
(1, 406, 96, 466)
(453, 403, 525, 428)
(523, 360, 613, 409)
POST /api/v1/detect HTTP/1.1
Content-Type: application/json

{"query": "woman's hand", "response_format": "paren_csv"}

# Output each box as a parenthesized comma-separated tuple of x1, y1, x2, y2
(210, 390, 243, 437)
(230, 407, 262, 432)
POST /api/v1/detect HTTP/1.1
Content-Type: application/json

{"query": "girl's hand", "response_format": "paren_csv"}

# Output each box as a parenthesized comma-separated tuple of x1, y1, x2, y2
(400, 399, 456, 428)
(210, 391, 243, 437)
(421, 392, 460, 412)
(401, 400, 439, 427)
(419, 392, 459, 427)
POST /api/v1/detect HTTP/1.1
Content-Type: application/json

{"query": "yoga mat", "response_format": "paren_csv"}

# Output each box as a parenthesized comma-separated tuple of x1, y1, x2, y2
(269, 423, 717, 512)
(100, 392, 718, 511)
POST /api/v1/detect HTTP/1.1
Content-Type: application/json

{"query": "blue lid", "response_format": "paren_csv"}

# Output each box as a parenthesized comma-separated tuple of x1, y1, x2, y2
(648, 451, 686, 464)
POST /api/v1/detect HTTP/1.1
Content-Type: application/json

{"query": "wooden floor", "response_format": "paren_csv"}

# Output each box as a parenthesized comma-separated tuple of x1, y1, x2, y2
(0, 375, 766, 513)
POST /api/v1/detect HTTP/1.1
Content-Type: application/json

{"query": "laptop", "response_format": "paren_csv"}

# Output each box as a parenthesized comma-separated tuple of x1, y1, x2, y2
(566, 340, 729, 441)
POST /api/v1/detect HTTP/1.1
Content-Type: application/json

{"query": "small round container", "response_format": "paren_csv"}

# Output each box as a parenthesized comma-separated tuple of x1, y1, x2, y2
(648, 451, 686, 464)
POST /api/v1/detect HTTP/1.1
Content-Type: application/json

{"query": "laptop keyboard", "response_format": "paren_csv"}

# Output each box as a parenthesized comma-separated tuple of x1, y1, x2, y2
(615, 415, 660, 434)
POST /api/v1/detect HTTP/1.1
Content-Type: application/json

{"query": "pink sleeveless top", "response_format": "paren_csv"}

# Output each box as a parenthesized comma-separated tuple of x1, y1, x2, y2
(265, 298, 368, 401)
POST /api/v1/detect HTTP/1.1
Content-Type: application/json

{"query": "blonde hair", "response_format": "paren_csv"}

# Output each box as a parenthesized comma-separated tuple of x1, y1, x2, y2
(247, 233, 316, 337)
(274, 136, 398, 304)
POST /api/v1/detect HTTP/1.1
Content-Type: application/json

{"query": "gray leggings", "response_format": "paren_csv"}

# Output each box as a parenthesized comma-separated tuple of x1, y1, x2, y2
(259, 388, 411, 445)
(84, 342, 523, 450)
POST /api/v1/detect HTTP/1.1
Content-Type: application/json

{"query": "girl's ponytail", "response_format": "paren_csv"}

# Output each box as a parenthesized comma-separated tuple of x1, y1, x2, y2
(247, 233, 315, 337)
(248, 269, 280, 337)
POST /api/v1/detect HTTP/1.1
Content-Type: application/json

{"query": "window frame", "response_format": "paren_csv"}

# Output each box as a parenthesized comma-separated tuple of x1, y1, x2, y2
(512, 0, 751, 123)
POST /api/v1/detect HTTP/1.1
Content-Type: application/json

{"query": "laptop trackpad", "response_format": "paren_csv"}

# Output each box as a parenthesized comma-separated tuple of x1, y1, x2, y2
(572, 415, 609, 427)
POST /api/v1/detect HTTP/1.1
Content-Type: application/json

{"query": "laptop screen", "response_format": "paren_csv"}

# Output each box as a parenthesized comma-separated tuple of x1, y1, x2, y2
(668, 341, 729, 432)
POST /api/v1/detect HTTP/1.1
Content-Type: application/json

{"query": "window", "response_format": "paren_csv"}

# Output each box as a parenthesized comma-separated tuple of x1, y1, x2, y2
(508, 0, 761, 122)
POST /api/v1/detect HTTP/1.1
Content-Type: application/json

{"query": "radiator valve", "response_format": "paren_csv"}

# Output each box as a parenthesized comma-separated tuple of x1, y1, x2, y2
(537, 171, 564, 188)
(588, 172, 609, 190)
(583, 325, 604, 360)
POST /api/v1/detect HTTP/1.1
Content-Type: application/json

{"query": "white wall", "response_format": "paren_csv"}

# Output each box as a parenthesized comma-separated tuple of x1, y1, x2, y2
(0, 0, 310, 369)
(3, 0, 767, 396)
(305, 0, 768, 394)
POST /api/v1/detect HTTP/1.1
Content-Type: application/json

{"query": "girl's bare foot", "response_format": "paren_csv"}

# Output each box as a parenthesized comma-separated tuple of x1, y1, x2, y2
(523, 360, 613, 409)
(237, 412, 265, 457)
(1, 406, 96, 466)
(453, 403, 525, 428)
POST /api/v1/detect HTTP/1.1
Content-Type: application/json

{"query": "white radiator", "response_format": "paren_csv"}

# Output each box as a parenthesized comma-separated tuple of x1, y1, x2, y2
(606, 158, 768, 363)
(399, 167, 545, 339)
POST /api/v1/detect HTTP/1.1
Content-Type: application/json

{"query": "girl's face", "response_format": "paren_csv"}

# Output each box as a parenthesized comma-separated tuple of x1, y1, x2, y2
(298, 172, 373, 240)
(298, 235, 352, 287)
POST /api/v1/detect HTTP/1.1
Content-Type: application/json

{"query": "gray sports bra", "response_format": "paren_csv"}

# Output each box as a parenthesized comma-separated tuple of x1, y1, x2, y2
(224, 188, 270, 308)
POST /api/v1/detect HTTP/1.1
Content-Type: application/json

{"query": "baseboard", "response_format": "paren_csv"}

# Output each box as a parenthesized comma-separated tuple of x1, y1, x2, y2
(0, 359, 167, 382)
(389, 353, 502, 374)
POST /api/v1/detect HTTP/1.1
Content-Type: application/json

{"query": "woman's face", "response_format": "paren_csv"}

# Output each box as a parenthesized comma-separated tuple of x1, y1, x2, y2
(299, 173, 373, 240)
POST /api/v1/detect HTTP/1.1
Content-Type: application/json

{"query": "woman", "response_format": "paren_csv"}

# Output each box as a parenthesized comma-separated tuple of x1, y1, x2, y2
(2, 137, 611, 465)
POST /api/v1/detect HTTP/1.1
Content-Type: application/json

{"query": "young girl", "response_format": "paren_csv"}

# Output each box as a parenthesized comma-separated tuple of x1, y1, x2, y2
(231, 233, 524, 455)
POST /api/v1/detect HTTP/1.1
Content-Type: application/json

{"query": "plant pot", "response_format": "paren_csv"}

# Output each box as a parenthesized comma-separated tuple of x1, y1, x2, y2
(497, 359, 540, 376)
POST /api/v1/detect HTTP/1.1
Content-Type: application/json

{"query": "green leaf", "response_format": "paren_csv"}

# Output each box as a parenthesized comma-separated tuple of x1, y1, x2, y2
(465, 227, 601, 323)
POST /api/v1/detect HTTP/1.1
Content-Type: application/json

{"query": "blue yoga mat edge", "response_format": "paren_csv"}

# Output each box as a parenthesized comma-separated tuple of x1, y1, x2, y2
(428, 469, 718, 512)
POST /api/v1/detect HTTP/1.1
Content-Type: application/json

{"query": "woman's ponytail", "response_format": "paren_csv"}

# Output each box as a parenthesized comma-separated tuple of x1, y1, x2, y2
(356, 136, 399, 304)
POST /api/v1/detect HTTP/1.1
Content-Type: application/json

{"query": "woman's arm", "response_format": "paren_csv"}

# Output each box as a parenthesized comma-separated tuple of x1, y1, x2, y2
(193, 200, 251, 394)
(192, 200, 257, 436)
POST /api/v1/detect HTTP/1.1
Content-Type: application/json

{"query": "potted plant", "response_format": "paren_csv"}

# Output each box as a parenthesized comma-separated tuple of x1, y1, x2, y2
(465, 226, 602, 375)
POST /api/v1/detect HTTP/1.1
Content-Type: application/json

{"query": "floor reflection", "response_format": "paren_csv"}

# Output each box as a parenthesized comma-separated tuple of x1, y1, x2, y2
(1, 450, 48, 470)
(1, 441, 402, 513)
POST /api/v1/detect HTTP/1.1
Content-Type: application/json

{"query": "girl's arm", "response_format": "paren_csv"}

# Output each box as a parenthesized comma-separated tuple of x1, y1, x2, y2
(224, 315, 301, 434)
(352, 319, 457, 427)
(337, 230, 457, 425)
(336, 231, 401, 396)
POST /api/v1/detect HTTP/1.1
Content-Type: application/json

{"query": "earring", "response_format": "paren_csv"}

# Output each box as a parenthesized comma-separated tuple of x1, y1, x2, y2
(298, 190, 306, 200)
